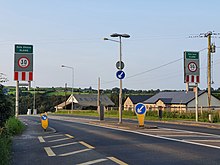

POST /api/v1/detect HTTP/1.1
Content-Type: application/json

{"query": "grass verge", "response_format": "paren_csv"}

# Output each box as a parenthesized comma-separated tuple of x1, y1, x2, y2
(0, 117, 25, 165)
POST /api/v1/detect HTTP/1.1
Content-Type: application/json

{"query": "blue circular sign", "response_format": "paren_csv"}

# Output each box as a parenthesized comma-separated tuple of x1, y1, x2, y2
(41, 115, 47, 120)
(135, 103, 147, 115)
(116, 70, 125, 79)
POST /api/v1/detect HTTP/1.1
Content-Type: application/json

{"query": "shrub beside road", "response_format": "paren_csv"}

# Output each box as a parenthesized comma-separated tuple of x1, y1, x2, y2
(0, 117, 25, 165)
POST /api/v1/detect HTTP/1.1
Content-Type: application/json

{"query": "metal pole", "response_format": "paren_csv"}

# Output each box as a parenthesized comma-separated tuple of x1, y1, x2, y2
(97, 77, 100, 112)
(207, 34, 212, 108)
(119, 36, 122, 124)
(15, 81, 19, 118)
(71, 67, 74, 111)
(195, 83, 198, 122)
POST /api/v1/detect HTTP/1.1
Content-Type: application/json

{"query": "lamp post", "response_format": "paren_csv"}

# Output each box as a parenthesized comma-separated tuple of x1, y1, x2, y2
(61, 65, 74, 111)
(104, 33, 130, 124)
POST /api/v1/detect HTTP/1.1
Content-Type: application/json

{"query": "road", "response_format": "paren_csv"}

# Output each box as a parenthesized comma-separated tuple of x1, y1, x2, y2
(12, 115, 220, 165)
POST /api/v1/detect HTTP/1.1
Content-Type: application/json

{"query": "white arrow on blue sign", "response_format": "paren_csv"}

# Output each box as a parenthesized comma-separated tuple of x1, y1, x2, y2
(135, 103, 147, 115)
(41, 115, 47, 120)
(116, 70, 125, 79)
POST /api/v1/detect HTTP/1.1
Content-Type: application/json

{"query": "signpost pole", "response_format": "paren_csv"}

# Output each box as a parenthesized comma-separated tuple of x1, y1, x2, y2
(195, 83, 198, 122)
(119, 36, 122, 124)
(15, 81, 19, 118)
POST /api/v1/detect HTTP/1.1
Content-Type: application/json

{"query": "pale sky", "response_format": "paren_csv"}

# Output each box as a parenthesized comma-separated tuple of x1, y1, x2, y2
(0, 0, 220, 90)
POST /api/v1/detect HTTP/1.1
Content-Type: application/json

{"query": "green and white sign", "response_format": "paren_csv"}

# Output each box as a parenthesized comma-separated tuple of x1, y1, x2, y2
(184, 51, 200, 82)
(15, 44, 33, 54)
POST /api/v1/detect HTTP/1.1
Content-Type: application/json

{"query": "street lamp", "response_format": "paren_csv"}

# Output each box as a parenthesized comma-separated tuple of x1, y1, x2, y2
(104, 33, 130, 124)
(61, 65, 74, 111)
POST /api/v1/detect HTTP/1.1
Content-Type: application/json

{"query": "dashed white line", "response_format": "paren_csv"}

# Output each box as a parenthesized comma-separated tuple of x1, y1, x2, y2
(65, 134, 74, 139)
(44, 147, 56, 156)
(51, 142, 78, 148)
(48, 137, 71, 143)
(107, 157, 128, 165)
(59, 148, 91, 157)
(76, 158, 108, 165)
(79, 141, 95, 149)
(38, 136, 45, 143)
(43, 134, 63, 138)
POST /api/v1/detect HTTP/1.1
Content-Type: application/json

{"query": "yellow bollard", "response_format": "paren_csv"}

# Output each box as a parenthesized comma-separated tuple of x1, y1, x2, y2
(40, 113, 48, 131)
(135, 103, 147, 127)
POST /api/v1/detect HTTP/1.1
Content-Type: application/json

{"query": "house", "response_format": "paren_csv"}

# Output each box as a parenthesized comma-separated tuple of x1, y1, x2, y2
(55, 94, 115, 111)
(144, 91, 220, 112)
(124, 95, 152, 111)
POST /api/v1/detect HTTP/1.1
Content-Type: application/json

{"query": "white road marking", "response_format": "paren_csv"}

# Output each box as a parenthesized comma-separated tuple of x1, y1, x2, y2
(48, 137, 70, 143)
(51, 142, 78, 148)
(107, 157, 128, 165)
(65, 134, 74, 139)
(45, 116, 220, 150)
(59, 148, 91, 157)
(76, 158, 108, 165)
(189, 139, 220, 142)
(43, 134, 63, 138)
(79, 141, 95, 149)
(38, 136, 45, 143)
(44, 147, 56, 156)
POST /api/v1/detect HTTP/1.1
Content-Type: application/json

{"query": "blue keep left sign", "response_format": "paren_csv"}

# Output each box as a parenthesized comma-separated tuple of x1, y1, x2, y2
(116, 70, 125, 79)
(41, 115, 47, 120)
(135, 103, 147, 115)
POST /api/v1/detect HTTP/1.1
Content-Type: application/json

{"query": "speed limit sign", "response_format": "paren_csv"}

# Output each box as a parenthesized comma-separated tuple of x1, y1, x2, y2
(188, 62, 197, 72)
(18, 57, 30, 68)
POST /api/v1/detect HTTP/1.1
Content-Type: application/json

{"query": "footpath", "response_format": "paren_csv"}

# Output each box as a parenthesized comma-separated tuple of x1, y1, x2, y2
(11, 117, 55, 165)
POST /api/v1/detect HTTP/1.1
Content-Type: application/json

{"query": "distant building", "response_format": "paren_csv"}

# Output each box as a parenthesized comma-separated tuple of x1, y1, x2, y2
(124, 95, 152, 111)
(144, 91, 220, 111)
(55, 94, 114, 111)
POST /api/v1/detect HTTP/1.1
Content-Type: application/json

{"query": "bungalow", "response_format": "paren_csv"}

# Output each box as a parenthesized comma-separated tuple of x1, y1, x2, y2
(144, 91, 220, 112)
(55, 94, 114, 111)
(124, 95, 152, 111)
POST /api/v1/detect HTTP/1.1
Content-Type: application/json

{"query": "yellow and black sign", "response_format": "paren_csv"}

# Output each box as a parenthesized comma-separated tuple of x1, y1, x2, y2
(40, 113, 48, 131)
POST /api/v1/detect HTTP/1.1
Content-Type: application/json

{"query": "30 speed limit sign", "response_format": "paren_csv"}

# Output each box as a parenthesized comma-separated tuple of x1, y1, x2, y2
(18, 57, 30, 68)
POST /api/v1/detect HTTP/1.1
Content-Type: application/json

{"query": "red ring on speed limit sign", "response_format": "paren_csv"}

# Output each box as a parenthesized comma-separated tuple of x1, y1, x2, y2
(188, 62, 197, 72)
(18, 57, 30, 68)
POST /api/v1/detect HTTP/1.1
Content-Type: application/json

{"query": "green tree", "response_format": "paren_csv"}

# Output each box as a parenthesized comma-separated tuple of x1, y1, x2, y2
(0, 85, 13, 127)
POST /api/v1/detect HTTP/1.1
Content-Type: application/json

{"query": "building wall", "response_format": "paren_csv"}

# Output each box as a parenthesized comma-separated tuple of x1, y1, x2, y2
(124, 97, 134, 111)
(187, 93, 220, 110)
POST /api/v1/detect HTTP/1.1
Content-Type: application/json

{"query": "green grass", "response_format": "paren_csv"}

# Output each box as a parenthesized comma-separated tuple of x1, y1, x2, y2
(0, 117, 25, 165)
(55, 110, 220, 123)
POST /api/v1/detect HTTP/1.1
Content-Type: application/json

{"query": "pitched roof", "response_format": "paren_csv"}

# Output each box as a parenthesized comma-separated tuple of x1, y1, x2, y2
(73, 94, 114, 107)
(128, 95, 152, 104)
(144, 91, 206, 104)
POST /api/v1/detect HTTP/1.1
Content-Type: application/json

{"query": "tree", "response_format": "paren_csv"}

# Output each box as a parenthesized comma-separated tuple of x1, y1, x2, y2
(0, 85, 13, 127)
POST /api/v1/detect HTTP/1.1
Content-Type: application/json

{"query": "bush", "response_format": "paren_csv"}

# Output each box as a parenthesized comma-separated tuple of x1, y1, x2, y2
(0, 117, 25, 164)
(4, 117, 25, 136)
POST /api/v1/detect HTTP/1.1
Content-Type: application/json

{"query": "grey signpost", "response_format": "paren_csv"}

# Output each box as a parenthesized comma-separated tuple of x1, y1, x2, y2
(184, 51, 200, 122)
(14, 44, 33, 117)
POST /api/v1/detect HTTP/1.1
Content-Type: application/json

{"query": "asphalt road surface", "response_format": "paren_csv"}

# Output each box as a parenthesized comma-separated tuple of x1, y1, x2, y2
(12, 115, 220, 165)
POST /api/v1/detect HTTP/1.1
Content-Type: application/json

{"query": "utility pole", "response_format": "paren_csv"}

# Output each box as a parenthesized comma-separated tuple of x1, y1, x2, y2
(206, 31, 212, 108)
(190, 31, 219, 109)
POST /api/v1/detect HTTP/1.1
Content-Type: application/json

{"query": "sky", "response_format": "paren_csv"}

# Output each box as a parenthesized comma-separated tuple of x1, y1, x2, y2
(0, 0, 220, 90)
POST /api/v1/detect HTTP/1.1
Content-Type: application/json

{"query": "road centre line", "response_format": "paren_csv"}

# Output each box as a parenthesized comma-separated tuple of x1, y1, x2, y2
(79, 141, 95, 149)
(48, 137, 71, 143)
(65, 134, 74, 139)
(76, 158, 108, 165)
(44, 147, 56, 156)
(59, 148, 91, 157)
(51, 142, 78, 148)
(107, 157, 128, 165)
(38, 136, 45, 143)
